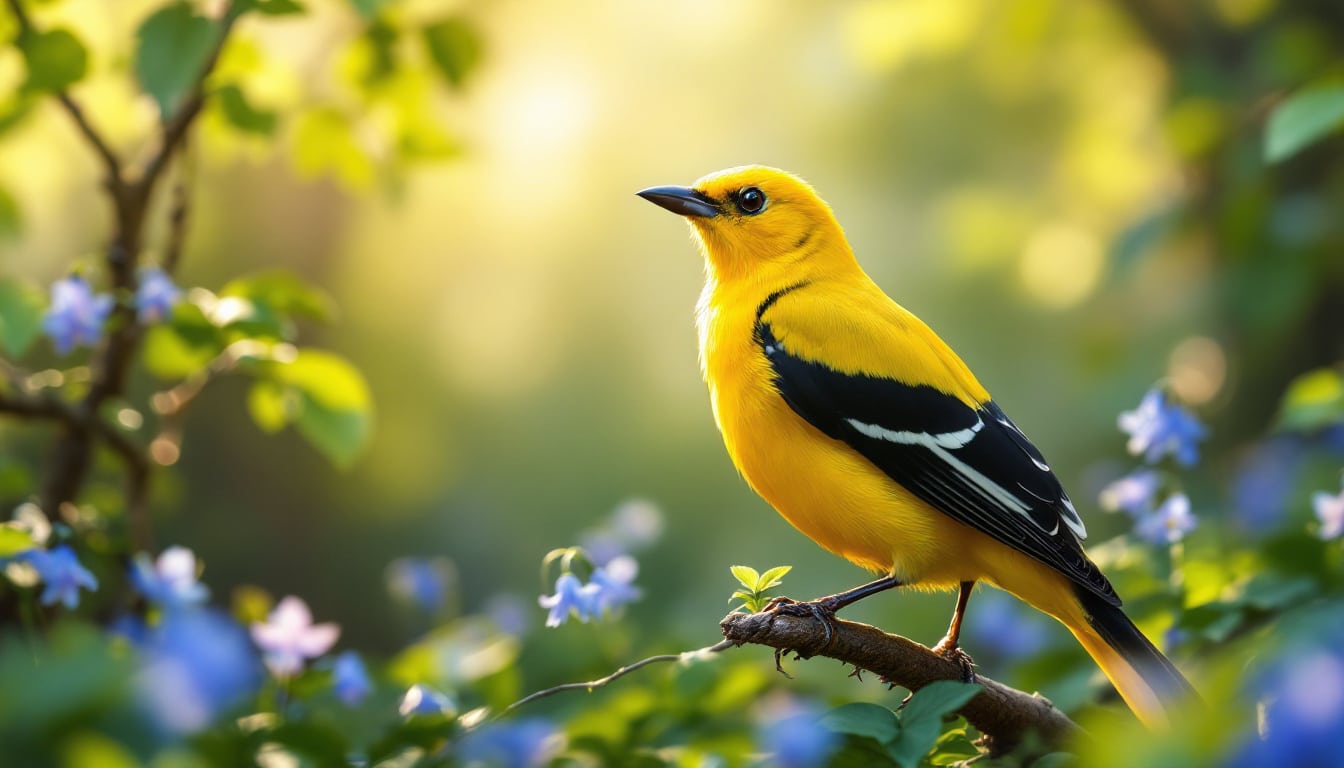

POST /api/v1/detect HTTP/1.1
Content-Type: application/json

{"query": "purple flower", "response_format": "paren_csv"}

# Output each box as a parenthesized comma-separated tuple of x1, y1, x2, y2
(589, 555, 641, 614)
(331, 650, 372, 706)
(1233, 438, 1304, 532)
(135, 608, 262, 734)
(23, 545, 98, 609)
(43, 276, 113, 355)
(130, 546, 209, 609)
(399, 683, 455, 717)
(250, 596, 340, 677)
(1314, 483, 1344, 541)
(756, 701, 839, 768)
(1135, 493, 1197, 545)
(385, 557, 454, 613)
(459, 719, 560, 768)
(135, 267, 180, 323)
(1099, 469, 1161, 517)
(580, 499, 664, 564)
(538, 572, 599, 627)
(1118, 389, 1207, 467)
(1228, 648, 1344, 767)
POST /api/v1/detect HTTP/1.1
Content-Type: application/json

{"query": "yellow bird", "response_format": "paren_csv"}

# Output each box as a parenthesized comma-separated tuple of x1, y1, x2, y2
(638, 165, 1193, 729)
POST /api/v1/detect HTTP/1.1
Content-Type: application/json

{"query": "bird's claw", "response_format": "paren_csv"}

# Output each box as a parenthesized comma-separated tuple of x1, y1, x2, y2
(763, 595, 839, 648)
(931, 639, 978, 683)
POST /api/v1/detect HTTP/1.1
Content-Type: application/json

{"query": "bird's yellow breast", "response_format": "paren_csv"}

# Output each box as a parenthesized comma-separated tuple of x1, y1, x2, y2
(697, 275, 990, 585)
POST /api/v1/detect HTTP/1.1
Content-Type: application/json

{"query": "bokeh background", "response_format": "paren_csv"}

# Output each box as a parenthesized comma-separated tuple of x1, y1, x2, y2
(3, 0, 1343, 719)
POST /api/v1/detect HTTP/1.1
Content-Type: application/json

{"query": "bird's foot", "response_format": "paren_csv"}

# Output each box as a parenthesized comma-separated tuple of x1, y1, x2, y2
(763, 595, 841, 649)
(931, 636, 977, 683)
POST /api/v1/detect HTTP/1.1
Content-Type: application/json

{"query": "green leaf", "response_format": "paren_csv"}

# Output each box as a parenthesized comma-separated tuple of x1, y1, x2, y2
(238, 0, 305, 15)
(422, 17, 483, 90)
(0, 526, 34, 557)
(291, 108, 375, 190)
(221, 270, 335, 324)
(347, 0, 385, 20)
(18, 27, 88, 93)
(246, 380, 292, 433)
(757, 564, 792, 591)
(822, 702, 899, 743)
(888, 682, 980, 768)
(141, 306, 224, 379)
(212, 84, 277, 135)
(730, 565, 760, 590)
(1266, 86, 1344, 162)
(0, 185, 20, 239)
(273, 349, 373, 468)
(0, 277, 45, 356)
(134, 1, 219, 119)
(1276, 367, 1344, 432)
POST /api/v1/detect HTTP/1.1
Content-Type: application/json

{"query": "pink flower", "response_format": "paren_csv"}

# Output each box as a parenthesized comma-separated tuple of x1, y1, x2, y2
(250, 596, 339, 677)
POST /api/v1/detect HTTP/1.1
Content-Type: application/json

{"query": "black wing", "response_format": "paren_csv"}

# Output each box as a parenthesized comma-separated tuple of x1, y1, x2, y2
(756, 318, 1118, 605)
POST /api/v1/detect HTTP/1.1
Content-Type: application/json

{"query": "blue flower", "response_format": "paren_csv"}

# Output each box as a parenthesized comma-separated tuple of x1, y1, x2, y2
(1134, 493, 1197, 545)
(756, 702, 839, 768)
(589, 555, 641, 614)
(331, 650, 372, 706)
(1233, 438, 1304, 532)
(43, 276, 113, 355)
(459, 719, 560, 768)
(399, 683, 456, 717)
(135, 267, 181, 324)
(538, 572, 599, 627)
(23, 545, 98, 609)
(1099, 469, 1161, 517)
(130, 546, 209, 609)
(1228, 647, 1344, 767)
(135, 608, 262, 734)
(1118, 389, 1207, 467)
(965, 589, 1053, 660)
(580, 498, 665, 564)
(385, 557, 454, 613)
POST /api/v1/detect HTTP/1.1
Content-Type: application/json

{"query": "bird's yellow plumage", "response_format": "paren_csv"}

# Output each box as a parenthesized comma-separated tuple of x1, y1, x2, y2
(639, 165, 1194, 729)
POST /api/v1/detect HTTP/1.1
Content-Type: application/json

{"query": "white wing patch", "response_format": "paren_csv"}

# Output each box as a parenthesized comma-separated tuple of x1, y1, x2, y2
(845, 415, 1061, 537)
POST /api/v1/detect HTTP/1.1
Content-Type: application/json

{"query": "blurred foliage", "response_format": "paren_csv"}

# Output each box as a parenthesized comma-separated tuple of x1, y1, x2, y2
(0, 0, 1342, 765)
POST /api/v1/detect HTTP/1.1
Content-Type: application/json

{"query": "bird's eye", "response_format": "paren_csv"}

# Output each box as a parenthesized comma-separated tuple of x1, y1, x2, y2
(736, 187, 766, 215)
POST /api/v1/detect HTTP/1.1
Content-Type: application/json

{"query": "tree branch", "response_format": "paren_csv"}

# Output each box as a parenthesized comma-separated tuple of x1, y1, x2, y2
(4, 0, 125, 191)
(720, 611, 1081, 756)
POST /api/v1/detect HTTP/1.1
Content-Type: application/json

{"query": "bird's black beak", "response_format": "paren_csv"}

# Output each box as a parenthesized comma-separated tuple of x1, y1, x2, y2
(636, 186, 721, 218)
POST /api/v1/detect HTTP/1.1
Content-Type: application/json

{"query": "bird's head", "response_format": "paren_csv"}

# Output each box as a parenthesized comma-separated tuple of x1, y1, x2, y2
(638, 166, 853, 282)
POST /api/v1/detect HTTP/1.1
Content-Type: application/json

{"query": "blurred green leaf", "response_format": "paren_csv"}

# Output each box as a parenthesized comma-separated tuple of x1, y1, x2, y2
(822, 702, 898, 743)
(0, 527, 34, 557)
(267, 721, 350, 765)
(142, 306, 224, 379)
(18, 28, 88, 93)
(238, 0, 305, 15)
(213, 84, 277, 135)
(1276, 367, 1344, 432)
(291, 108, 374, 190)
(222, 270, 335, 324)
(273, 349, 373, 468)
(347, 0, 386, 20)
(1266, 86, 1344, 162)
(888, 682, 979, 768)
(135, 1, 219, 119)
(0, 185, 20, 239)
(247, 380, 292, 433)
(0, 277, 45, 357)
(423, 18, 483, 90)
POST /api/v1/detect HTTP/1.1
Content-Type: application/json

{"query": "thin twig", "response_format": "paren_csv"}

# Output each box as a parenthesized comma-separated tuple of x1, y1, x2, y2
(500, 640, 735, 717)
(161, 141, 193, 277)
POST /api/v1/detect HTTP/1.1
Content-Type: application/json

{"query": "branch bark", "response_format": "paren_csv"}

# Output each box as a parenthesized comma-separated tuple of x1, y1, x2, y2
(720, 611, 1081, 756)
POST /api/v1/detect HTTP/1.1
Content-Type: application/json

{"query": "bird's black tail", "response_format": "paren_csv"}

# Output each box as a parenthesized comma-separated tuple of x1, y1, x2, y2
(1070, 586, 1197, 728)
